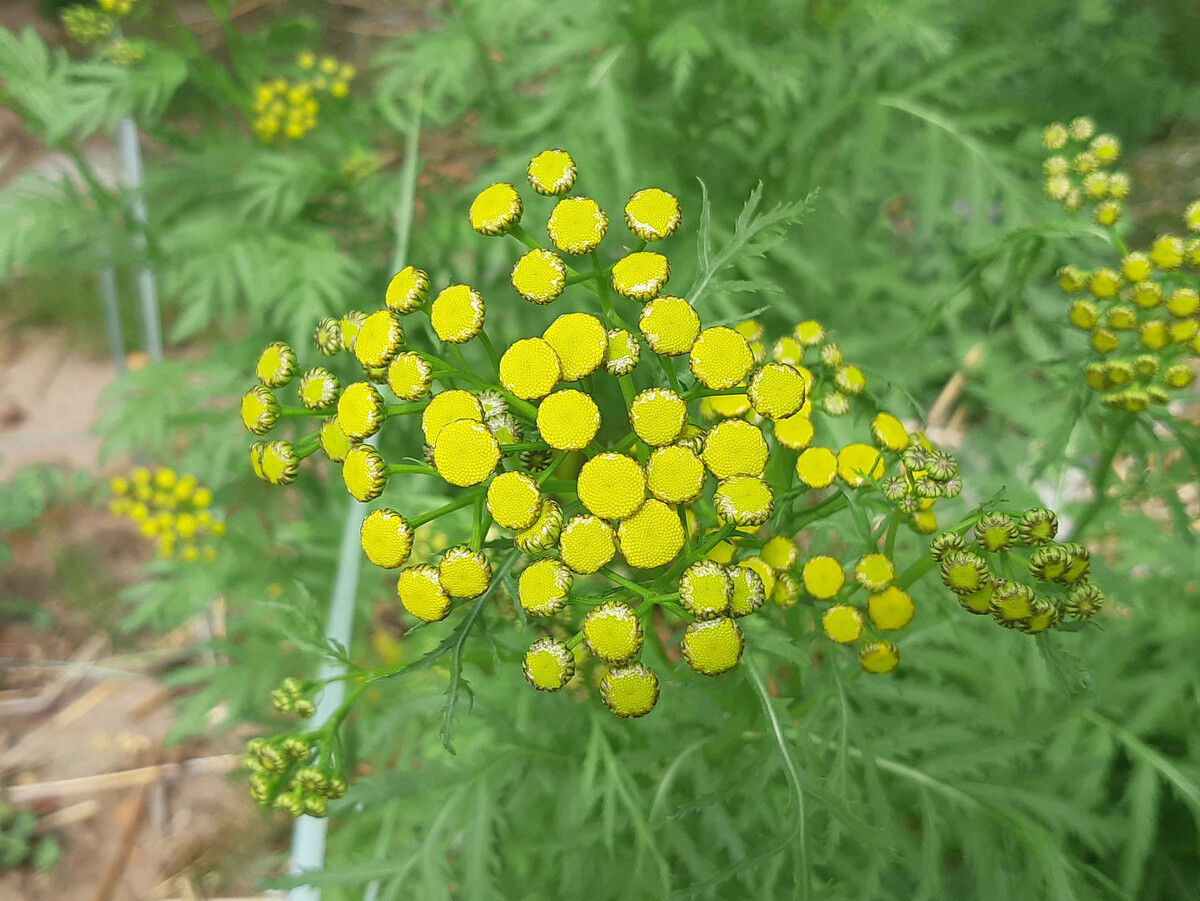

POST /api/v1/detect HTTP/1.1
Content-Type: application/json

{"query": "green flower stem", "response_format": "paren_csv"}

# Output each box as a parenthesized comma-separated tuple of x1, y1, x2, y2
(591, 251, 636, 333)
(791, 493, 849, 530)
(501, 441, 550, 453)
(565, 630, 585, 651)
(883, 510, 902, 561)
(469, 494, 491, 550)
(613, 431, 639, 454)
(409, 491, 481, 529)
(445, 367, 539, 421)
(536, 454, 566, 485)
(385, 402, 429, 416)
(386, 463, 437, 477)
(507, 223, 544, 254)
(655, 353, 684, 394)
(566, 268, 604, 286)
(478, 331, 500, 372)
(682, 386, 747, 401)
(1070, 411, 1136, 539)
(678, 505, 694, 556)
(279, 406, 326, 418)
(294, 441, 322, 461)
(602, 567, 658, 599)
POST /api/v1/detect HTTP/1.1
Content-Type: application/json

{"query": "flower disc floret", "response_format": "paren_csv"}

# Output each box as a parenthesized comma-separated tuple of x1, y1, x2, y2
(761, 535, 798, 571)
(397, 565, 450, 622)
(854, 553, 895, 591)
(342, 444, 388, 501)
(385, 266, 429, 313)
(728, 566, 765, 617)
(611, 252, 670, 300)
(431, 285, 485, 344)
(747, 363, 806, 419)
(547, 196, 608, 254)
(682, 617, 744, 676)
(774, 412, 815, 451)
(629, 388, 687, 446)
(604, 329, 640, 375)
(537, 390, 601, 451)
(618, 499, 683, 569)
(583, 601, 644, 664)
(639, 296, 701, 356)
(822, 605, 864, 644)
(543, 312, 608, 381)
(803, 555, 845, 599)
(679, 561, 732, 619)
(422, 390, 483, 444)
(256, 342, 298, 387)
(940, 551, 989, 595)
(860, 641, 900, 674)
(714, 476, 774, 526)
(837, 443, 884, 487)
(523, 638, 575, 691)
(558, 515, 617, 574)
(469, 183, 522, 236)
(386, 352, 432, 401)
(354, 310, 404, 369)
(578, 453, 646, 520)
(871, 413, 910, 451)
(500, 338, 562, 400)
(527, 149, 577, 196)
(701, 419, 768, 479)
(337, 382, 386, 440)
(624, 188, 681, 241)
(438, 547, 492, 598)
(260, 441, 300, 485)
(868, 586, 914, 630)
(518, 558, 573, 616)
(433, 420, 500, 486)
(298, 368, 339, 410)
(487, 472, 543, 531)
(242, 386, 280, 435)
(600, 664, 659, 718)
(645, 445, 706, 504)
(511, 249, 567, 304)
(360, 509, 414, 568)
(318, 418, 352, 462)
(1167, 288, 1200, 318)
(689, 327, 754, 390)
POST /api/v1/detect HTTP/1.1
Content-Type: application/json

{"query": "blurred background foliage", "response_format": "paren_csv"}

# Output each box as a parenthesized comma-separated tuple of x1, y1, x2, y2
(1, 0, 1199, 898)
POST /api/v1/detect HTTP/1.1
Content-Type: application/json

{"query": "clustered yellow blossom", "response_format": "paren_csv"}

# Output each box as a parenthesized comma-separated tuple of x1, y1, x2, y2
(1041, 117, 1128, 226)
(61, 0, 142, 60)
(106, 466, 224, 562)
(250, 53, 356, 143)
(1046, 120, 1199, 410)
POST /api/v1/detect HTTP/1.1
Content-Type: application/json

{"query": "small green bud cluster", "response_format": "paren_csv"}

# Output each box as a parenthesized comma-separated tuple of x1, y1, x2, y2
(269, 676, 316, 719)
(244, 734, 347, 819)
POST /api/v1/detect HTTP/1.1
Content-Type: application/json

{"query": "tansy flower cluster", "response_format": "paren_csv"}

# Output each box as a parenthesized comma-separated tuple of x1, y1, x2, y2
(249, 53, 356, 143)
(61, 0, 143, 63)
(1045, 121, 1199, 411)
(931, 508, 1102, 632)
(1041, 117, 1128, 226)
(106, 467, 224, 561)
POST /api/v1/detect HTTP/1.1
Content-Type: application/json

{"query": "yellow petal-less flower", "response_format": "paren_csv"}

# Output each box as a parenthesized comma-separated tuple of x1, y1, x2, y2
(822, 604, 864, 644)
(600, 664, 659, 718)
(342, 444, 388, 501)
(547, 196, 608, 254)
(728, 565, 765, 617)
(859, 640, 900, 674)
(714, 476, 774, 526)
(868, 586, 914, 630)
(385, 266, 430, 314)
(618, 499, 683, 569)
(559, 515, 617, 574)
(629, 388, 687, 446)
(739, 556, 776, 598)
(360, 509, 414, 568)
(422, 390, 484, 445)
(681, 617, 744, 675)
(515, 499, 563, 553)
(337, 382, 386, 440)
(319, 416, 353, 462)
(518, 558, 573, 616)
(645, 445, 706, 504)
(1149, 234, 1184, 270)
(438, 547, 492, 598)
(543, 312, 608, 381)
(241, 386, 280, 435)
(523, 637, 575, 691)
(611, 252, 670, 301)
(604, 328, 640, 375)
(679, 561, 732, 619)
(499, 337, 562, 400)
(583, 601, 644, 664)
(761, 535, 798, 571)
(855, 553, 895, 592)
(433, 420, 500, 486)
(537, 390, 601, 451)
(702, 419, 768, 479)
(397, 565, 450, 622)
(469, 183, 522, 236)
(639, 296, 701, 356)
(260, 441, 300, 485)
(299, 367, 339, 410)
(256, 342, 298, 388)
(871, 413, 910, 451)
(689, 326, 754, 390)
(837, 443, 884, 487)
(578, 453, 646, 520)
(431, 285, 485, 344)
(526, 149, 577, 196)
(747, 363, 806, 420)
(803, 555, 845, 599)
(511, 249, 567, 304)
(354, 310, 404, 369)
(624, 188, 681, 242)
(774, 412, 815, 451)
(386, 352, 432, 401)
(487, 472, 543, 531)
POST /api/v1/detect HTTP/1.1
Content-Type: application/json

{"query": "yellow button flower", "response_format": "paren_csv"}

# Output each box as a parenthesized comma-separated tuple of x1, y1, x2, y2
(422, 390, 483, 445)
(618, 499, 684, 569)
(515, 498, 563, 553)
(360, 509, 414, 568)
(583, 601, 644, 664)
(431, 285, 485, 344)
(600, 663, 659, 718)
(855, 553, 895, 592)
(629, 388, 686, 446)
(339, 311, 366, 352)
(314, 317, 342, 355)
(577, 453, 646, 520)
(438, 546, 492, 598)
(728, 565, 765, 617)
(547, 196, 608, 254)
(773, 412, 814, 451)
(773, 573, 799, 608)
(611, 251, 670, 301)
(604, 328, 640, 375)
(256, 342, 297, 387)
(526, 149, 577, 196)
(337, 382, 386, 440)
(739, 556, 775, 598)
(1167, 288, 1199, 318)
(859, 640, 900, 674)
(639, 296, 701, 356)
(518, 558, 573, 616)
(342, 444, 388, 501)
(499, 337, 562, 400)
(354, 310, 405, 369)
(397, 565, 450, 622)
(511, 249, 567, 304)
(837, 443, 884, 487)
(700, 391, 751, 420)
(543, 312, 608, 381)
(772, 335, 803, 366)
(624, 188, 681, 242)
(689, 326, 754, 390)
(469, 183, 523, 236)
(679, 561, 732, 619)
(681, 617, 744, 676)
(822, 605, 864, 644)
(794, 320, 825, 347)
(559, 515, 617, 574)
(870, 413, 909, 451)
(537, 390, 601, 451)
(747, 363, 806, 419)
(385, 266, 430, 313)
(1187, 199, 1200, 232)
(834, 365, 867, 395)
(486, 472, 543, 531)
(802, 555, 844, 599)
(714, 476, 774, 526)
(868, 586, 914, 630)
(433, 420, 500, 486)
(319, 416, 353, 462)
(1150, 234, 1184, 269)
(299, 367, 339, 410)
(1139, 321, 1169, 350)
(386, 352, 432, 401)
(523, 638, 575, 691)
(241, 386, 280, 435)
(761, 535, 798, 571)
(702, 419, 768, 479)
(646, 445, 706, 504)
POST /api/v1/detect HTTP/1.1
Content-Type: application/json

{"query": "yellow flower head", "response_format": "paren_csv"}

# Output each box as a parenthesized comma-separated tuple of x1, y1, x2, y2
(803, 555, 845, 600)
(385, 266, 430, 314)
(360, 509, 414, 568)
(511, 249, 567, 304)
(773, 573, 799, 607)
(537, 389, 601, 451)
(241, 386, 280, 435)
(747, 363, 806, 420)
(523, 638, 575, 691)
(469, 183, 523, 236)
(871, 413, 909, 451)
(583, 601, 644, 664)
(859, 640, 900, 674)
(256, 342, 298, 388)
(578, 453, 646, 520)
(689, 326, 754, 390)
(262, 441, 300, 484)
(298, 367, 339, 411)
(499, 337, 562, 400)
(1167, 288, 1200, 318)
(868, 586, 914, 630)
(316, 416, 351, 463)
(611, 251, 670, 301)
(739, 556, 775, 598)
(761, 535, 798, 571)
(337, 381, 386, 440)
(542, 312, 608, 381)
(604, 328, 641, 375)
(639, 296, 701, 356)
(431, 285, 485, 344)
(1042, 122, 1068, 149)
(772, 335, 803, 366)
(600, 663, 659, 718)
(559, 515, 617, 574)
(354, 310, 405, 369)
(702, 419, 768, 479)
(834, 365, 867, 395)
(314, 317, 342, 355)
(433, 420, 500, 486)
(487, 472, 543, 531)
(547, 196, 608, 254)
(527, 149, 577, 196)
(679, 561, 732, 619)
(339, 312, 367, 352)
(629, 388, 686, 446)
(774, 412, 815, 451)
(342, 444, 388, 501)
(515, 499, 564, 553)
(714, 476, 774, 526)
(397, 565, 450, 622)
(618, 499, 684, 569)
(646, 444, 706, 504)
(794, 320, 826, 347)
(1090, 133, 1120, 164)
(624, 188, 681, 242)
(822, 605, 864, 644)
(681, 617, 744, 676)
(1150, 234, 1184, 270)
(728, 565, 765, 617)
(439, 546, 492, 598)
(422, 390, 484, 445)
(386, 352, 433, 401)
(518, 558, 573, 616)
(855, 553, 895, 592)
(837, 443, 884, 487)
